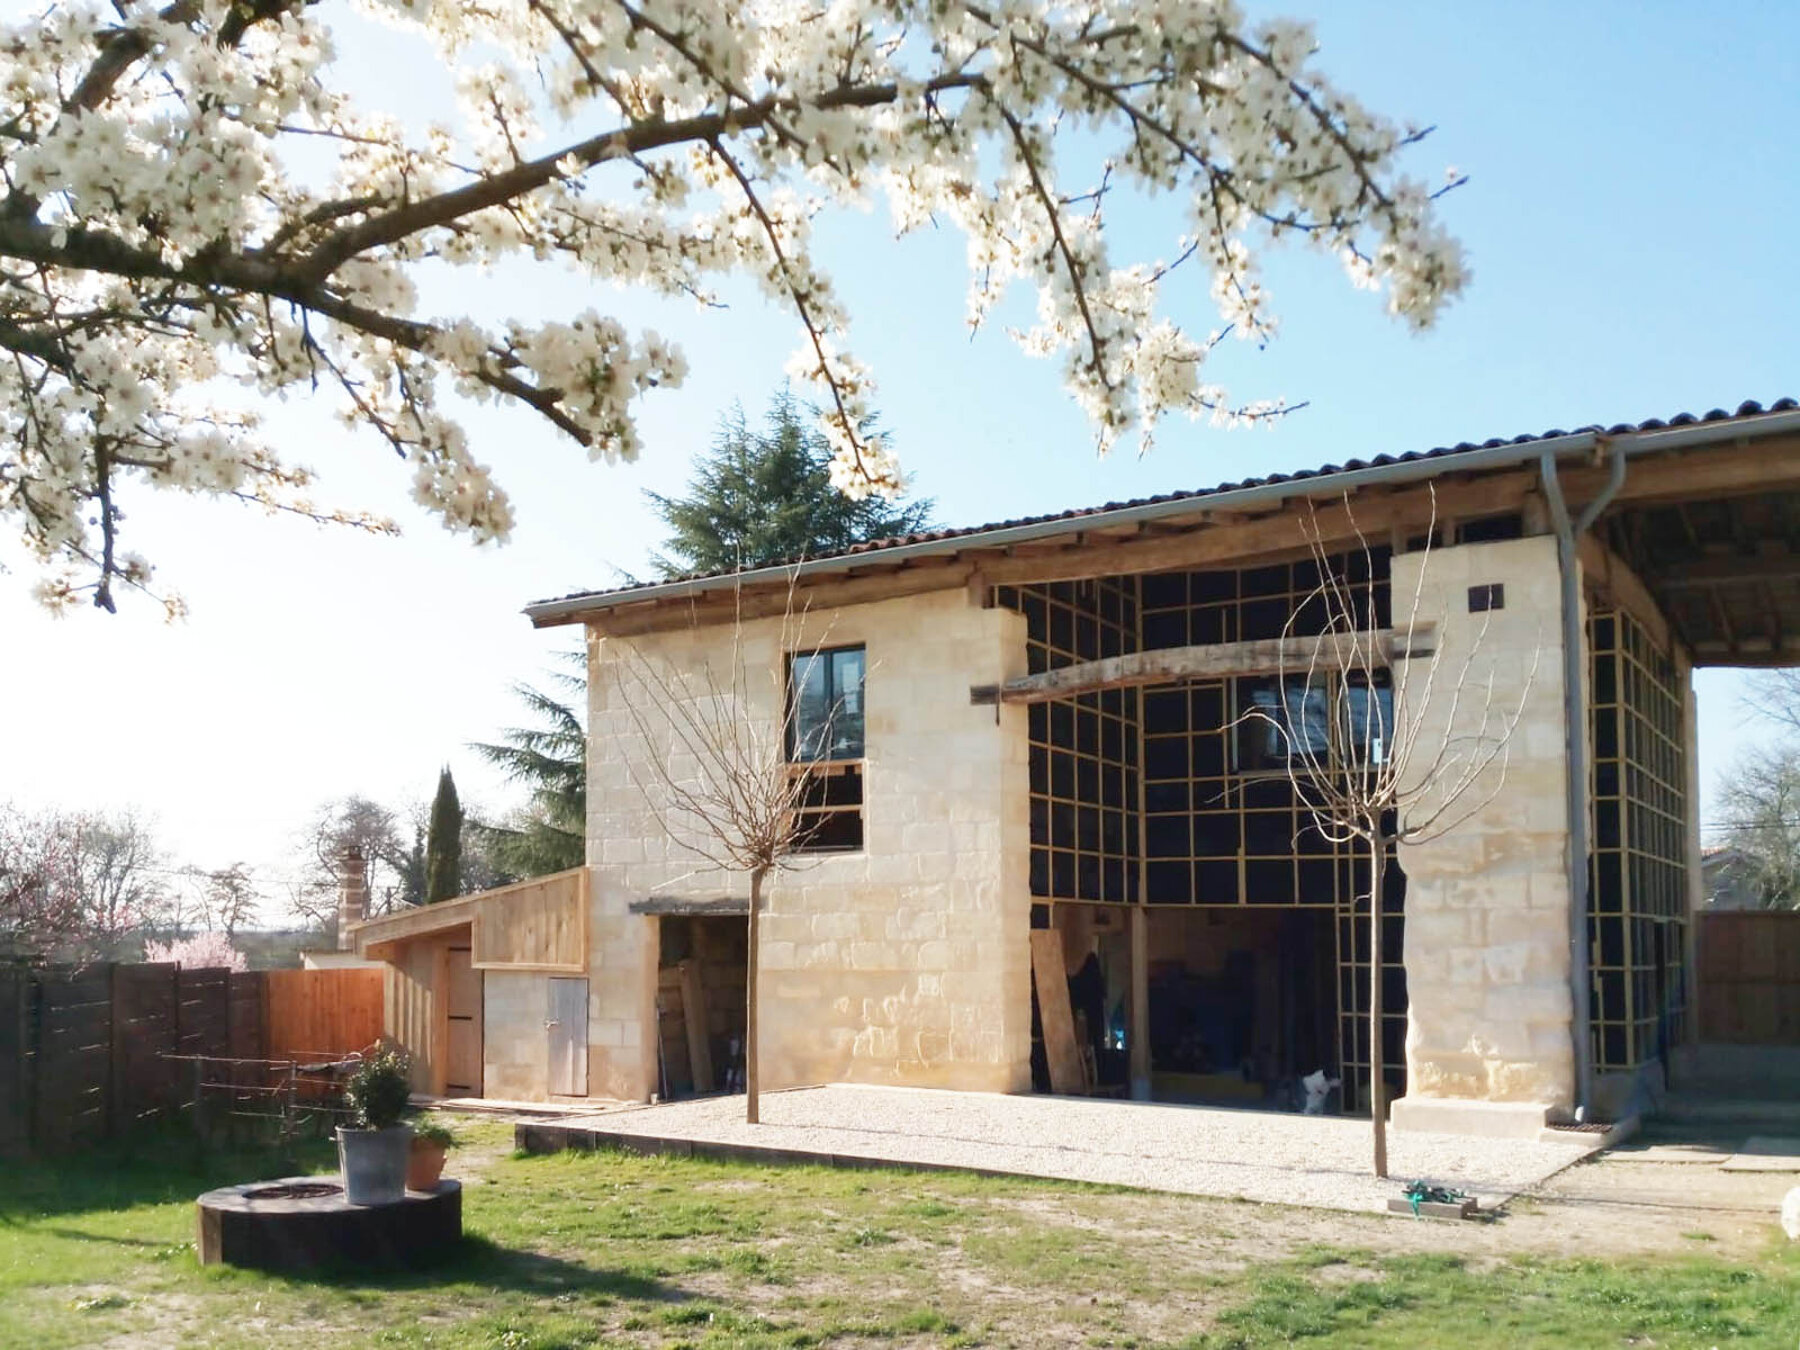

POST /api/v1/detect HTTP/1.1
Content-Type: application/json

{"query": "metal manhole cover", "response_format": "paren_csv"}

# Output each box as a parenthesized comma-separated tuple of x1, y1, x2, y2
(242, 1182, 343, 1201)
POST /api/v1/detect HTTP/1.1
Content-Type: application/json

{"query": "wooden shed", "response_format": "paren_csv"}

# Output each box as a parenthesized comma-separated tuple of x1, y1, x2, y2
(350, 868, 589, 1098)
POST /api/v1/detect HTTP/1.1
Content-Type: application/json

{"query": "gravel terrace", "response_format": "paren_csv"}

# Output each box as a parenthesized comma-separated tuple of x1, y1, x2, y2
(539, 1083, 1598, 1214)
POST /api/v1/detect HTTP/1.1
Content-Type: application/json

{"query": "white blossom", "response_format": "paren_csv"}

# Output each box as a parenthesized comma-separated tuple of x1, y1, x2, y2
(0, 0, 1467, 611)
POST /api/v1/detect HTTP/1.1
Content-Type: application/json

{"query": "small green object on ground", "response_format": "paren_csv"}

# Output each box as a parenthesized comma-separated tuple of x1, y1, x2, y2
(1399, 1180, 1476, 1219)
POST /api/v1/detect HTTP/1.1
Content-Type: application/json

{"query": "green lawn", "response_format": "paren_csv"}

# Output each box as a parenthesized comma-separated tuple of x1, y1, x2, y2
(0, 1117, 1794, 1348)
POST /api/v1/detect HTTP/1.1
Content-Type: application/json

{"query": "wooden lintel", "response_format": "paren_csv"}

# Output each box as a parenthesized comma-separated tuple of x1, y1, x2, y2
(627, 896, 750, 917)
(971, 627, 1434, 705)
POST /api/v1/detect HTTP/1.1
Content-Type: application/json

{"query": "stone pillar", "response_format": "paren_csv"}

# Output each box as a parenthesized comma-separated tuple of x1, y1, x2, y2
(337, 846, 368, 951)
(1388, 536, 1578, 1139)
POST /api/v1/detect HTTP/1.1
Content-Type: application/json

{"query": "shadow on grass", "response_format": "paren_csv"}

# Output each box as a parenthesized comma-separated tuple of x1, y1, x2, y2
(252, 1234, 680, 1304)
(0, 1126, 339, 1222)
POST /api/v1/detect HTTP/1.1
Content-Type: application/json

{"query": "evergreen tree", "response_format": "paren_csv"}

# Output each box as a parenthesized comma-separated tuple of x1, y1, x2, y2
(425, 767, 464, 903)
(647, 389, 934, 576)
(471, 652, 587, 879)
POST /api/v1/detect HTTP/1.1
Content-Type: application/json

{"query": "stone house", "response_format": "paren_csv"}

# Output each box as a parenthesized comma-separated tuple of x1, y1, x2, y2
(350, 398, 1800, 1135)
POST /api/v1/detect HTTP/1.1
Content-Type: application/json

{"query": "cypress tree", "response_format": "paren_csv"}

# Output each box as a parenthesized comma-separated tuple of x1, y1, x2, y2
(425, 767, 463, 903)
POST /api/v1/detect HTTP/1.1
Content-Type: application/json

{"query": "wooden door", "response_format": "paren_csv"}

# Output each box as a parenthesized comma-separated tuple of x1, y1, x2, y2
(548, 977, 589, 1097)
(444, 943, 482, 1098)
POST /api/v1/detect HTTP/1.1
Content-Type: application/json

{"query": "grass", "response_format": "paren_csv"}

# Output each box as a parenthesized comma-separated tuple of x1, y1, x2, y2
(0, 1117, 1794, 1348)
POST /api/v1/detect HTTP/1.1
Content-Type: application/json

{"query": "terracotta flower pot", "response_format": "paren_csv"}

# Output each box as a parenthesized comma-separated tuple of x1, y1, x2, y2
(407, 1138, 448, 1191)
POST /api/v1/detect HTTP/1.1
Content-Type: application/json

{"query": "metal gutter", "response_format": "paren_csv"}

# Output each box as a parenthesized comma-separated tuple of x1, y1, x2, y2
(1540, 442, 1628, 1122)
(525, 408, 1800, 627)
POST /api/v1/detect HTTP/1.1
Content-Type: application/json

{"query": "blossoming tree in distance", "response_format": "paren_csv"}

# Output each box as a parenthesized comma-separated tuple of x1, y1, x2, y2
(1, 0, 1467, 614)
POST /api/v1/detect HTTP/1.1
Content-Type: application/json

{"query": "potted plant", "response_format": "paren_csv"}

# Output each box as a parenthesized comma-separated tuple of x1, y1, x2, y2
(407, 1122, 456, 1191)
(337, 1048, 414, 1205)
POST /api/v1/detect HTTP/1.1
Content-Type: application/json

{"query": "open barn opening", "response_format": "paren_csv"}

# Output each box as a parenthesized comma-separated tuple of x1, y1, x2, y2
(1005, 559, 1411, 1117)
(655, 915, 749, 1101)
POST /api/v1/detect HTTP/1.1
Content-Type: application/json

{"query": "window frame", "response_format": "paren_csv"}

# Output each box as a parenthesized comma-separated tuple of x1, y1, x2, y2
(785, 644, 867, 853)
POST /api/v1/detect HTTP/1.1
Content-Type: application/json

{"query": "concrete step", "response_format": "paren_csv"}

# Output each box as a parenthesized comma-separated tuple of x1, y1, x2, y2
(1656, 1094, 1800, 1130)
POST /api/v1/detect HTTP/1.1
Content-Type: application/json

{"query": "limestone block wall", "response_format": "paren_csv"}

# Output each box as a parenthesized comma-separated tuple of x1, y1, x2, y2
(586, 588, 1032, 1102)
(482, 971, 550, 1102)
(1392, 535, 1576, 1111)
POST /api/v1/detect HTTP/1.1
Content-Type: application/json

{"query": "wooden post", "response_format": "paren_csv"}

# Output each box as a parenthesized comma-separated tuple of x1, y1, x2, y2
(1128, 906, 1151, 1101)
(678, 960, 714, 1093)
(1031, 929, 1086, 1095)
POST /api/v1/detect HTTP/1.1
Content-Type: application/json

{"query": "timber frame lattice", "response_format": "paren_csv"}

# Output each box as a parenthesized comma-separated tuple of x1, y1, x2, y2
(997, 549, 1409, 1112)
(1588, 608, 1690, 1075)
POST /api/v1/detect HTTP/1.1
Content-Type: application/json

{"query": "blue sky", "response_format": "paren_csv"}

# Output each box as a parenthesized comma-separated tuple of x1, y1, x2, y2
(3, 1, 1796, 910)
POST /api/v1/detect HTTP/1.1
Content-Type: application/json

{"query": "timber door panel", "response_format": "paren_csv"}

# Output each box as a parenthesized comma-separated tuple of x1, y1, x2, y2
(548, 977, 589, 1096)
(445, 943, 482, 1097)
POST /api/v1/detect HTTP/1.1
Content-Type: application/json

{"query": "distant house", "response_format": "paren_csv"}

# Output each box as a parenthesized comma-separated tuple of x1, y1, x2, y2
(351, 398, 1800, 1134)
(1701, 845, 1782, 911)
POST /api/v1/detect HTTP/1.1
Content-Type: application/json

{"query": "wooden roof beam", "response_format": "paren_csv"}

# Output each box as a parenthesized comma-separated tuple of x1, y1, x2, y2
(980, 473, 1536, 588)
(1657, 550, 1800, 588)
(591, 560, 974, 637)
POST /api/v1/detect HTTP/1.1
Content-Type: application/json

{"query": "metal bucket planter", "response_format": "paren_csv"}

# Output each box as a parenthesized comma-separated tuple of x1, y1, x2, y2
(337, 1125, 414, 1205)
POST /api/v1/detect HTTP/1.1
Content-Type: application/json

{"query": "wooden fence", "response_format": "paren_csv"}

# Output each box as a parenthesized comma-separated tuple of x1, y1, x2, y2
(264, 968, 383, 1062)
(1697, 910, 1800, 1044)
(0, 962, 383, 1155)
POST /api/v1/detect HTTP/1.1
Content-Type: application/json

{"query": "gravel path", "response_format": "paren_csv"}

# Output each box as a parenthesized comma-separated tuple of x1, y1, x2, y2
(556, 1084, 1597, 1214)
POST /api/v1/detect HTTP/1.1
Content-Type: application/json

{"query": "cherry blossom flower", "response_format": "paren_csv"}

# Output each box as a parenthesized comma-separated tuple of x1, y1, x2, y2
(0, 0, 1467, 613)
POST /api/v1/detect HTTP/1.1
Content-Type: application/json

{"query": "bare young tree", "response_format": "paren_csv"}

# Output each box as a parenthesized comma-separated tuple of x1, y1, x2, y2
(1713, 743, 1800, 910)
(1246, 494, 1537, 1178)
(604, 579, 842, 1124)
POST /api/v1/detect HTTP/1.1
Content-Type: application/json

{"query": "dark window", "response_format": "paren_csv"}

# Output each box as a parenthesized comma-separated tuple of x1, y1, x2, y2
(788, 645, 865, 852)
(1468, 582, 1505, 613)
(1236, 678, 1331, 771)
(789, 646, 865, 761)
(1343, 682, 1395, 768)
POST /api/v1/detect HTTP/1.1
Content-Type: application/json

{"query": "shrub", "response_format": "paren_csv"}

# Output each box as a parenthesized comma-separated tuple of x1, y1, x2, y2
(344, 1048, 412, 1130)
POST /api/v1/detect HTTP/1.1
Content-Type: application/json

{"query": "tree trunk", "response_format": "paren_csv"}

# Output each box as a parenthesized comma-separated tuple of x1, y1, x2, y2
(1368, 830, 1388, 1179)
(746, 864, 766, 1125)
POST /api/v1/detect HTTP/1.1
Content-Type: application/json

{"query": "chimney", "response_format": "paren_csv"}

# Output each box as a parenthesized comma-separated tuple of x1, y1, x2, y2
(336, 845, 368, 950)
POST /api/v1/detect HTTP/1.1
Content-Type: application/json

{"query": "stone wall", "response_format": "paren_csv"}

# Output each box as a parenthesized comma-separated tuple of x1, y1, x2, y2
(585, 587, 1031, 1102)
(1390, 536, 1577, 1130)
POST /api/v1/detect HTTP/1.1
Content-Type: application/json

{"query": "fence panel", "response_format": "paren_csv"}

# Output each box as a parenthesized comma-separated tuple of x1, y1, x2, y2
(176, 968, 232, 1060)
(264, 969, 383, 1061)
(1698, 911, 1800, 1044)
(0, 969, 28, 1156)
(227, 972, 265, 1061)
(32, 968, 112, 1151)
(111, 963, 179, 1134)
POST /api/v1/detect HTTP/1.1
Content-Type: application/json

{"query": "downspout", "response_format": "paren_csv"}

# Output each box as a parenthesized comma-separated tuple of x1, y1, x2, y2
(1538, 441, 1627, 1121)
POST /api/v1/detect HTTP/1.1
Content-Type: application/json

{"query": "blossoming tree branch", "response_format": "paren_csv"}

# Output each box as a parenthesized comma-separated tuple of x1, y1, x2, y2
(1, 0, 1467, 614)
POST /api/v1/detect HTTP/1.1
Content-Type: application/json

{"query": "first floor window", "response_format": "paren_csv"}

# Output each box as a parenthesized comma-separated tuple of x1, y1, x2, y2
(787, 645, 865, 852)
